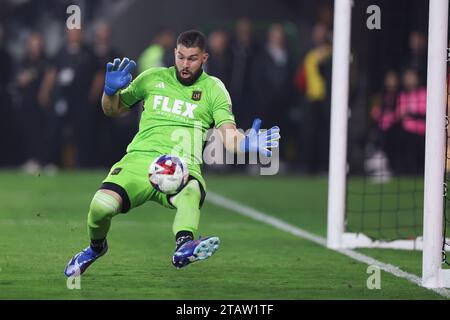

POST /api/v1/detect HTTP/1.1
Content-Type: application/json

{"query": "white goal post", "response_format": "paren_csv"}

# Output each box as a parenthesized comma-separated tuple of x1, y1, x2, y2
(326, 0, 450, 288)
(422, 0, 449, 288)
(327, 0, 352, 251)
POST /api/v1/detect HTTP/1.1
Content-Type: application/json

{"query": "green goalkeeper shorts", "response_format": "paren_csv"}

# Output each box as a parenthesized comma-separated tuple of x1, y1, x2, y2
(100, 151, 206, 213)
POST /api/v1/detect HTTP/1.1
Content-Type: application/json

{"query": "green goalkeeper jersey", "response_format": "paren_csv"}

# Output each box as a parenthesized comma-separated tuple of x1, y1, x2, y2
(119, 66, 235, 181)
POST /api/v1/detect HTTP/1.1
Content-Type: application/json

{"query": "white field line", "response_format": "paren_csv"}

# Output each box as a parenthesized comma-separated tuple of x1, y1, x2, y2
(206, 192, 450, 299)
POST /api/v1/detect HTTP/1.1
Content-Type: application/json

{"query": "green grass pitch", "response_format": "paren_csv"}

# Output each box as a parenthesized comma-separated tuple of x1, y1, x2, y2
(0, 170, 445, 299)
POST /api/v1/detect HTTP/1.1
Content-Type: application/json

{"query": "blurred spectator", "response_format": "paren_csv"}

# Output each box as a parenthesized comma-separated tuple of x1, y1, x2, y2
(0, 2, 435, 175)
(316, 5, 333, 30)
(39, 28, 101, 169)
(0, 25, 14, 166)
(250, 23, 294, 126)
(0, 26, 11, 73)
(91, 22, 138, 167)
(251, 23, 296, 166)
(397, 68, 426, 175)
(369, 70, 401, 176)
(294, 23, 332, 174)
(229, 18, 256, 128)
(402, 31, 427, 84)
(90, 22, 119, 105)
(15, 33, 48, 173)
(138, 29, 175, 72)
(205, 30, 232, 88)
(92, 22, 120, 71)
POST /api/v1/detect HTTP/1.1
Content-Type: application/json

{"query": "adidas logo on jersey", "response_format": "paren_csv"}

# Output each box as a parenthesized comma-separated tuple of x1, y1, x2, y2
(155, 82, 165, 89)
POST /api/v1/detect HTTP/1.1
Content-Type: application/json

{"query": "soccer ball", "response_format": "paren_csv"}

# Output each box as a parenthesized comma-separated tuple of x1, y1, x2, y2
(148, 155, 189, 195)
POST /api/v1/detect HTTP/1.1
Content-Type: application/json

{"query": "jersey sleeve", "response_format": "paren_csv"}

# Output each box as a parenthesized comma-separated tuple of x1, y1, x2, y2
(119, 67, 162, 108)
(210, 77, 236, 128)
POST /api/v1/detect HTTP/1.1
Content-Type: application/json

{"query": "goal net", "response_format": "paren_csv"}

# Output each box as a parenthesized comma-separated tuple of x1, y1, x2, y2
(326, 0, 450, 287)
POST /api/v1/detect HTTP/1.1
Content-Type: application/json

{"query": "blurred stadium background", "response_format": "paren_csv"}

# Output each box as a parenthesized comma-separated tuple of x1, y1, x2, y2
(0, 0, 449, 299)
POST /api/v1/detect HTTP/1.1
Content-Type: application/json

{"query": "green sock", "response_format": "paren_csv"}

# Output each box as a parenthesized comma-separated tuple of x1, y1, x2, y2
(87, 191, 120, 240)
(171, 180, 201, 238)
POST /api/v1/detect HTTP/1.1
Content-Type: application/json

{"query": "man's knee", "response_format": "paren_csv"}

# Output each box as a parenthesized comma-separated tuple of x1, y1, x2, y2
(88, 191, 121, 222)
(181, 180, 201, 198)
(171, 180, 201, 208)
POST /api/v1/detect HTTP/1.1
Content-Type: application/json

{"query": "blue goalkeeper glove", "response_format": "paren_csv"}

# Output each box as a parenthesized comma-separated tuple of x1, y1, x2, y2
(104, 57, 137, 96)
(239, 118, 280, 157)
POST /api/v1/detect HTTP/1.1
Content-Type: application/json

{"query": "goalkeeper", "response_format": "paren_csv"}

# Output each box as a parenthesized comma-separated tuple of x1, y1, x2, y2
(64, 30, 280, 277)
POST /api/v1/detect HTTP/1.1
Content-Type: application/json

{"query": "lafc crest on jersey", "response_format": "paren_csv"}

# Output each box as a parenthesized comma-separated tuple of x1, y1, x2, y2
(192, 90, 202, 101)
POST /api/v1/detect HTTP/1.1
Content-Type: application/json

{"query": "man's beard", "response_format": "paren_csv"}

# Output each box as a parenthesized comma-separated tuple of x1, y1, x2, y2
(175, 65, 203, 86)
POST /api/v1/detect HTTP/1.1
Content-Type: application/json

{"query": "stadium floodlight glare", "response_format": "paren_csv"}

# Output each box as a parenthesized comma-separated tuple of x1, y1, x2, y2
(326, 0, 450, 288)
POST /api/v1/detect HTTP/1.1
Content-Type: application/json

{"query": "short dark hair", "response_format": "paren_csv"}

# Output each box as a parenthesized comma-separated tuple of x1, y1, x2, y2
(176, 30, 206, 51)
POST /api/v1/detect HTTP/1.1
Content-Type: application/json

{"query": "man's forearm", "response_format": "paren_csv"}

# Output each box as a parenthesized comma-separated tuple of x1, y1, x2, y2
(227, 130, 246, 154)
(218, 124, 246, 154)
(101, 93, 127, 117)
(219, 119, 280, 157)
